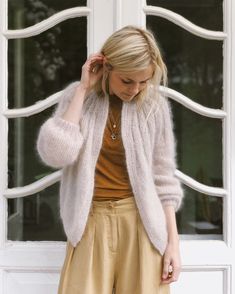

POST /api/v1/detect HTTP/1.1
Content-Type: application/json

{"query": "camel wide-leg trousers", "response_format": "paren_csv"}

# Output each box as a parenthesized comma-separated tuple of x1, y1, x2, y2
(58, 197, 170, 294)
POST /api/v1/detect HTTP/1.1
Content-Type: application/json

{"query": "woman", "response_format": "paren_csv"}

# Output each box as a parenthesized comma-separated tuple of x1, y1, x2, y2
(36, 25, 184, 294)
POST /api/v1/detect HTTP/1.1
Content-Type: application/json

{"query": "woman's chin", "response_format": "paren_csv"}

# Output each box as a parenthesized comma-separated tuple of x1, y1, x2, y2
(121, 93, 135, 101)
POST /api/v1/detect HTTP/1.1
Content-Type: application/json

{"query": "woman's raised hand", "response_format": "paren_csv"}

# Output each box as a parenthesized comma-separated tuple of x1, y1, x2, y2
(80, 53, 105, 93)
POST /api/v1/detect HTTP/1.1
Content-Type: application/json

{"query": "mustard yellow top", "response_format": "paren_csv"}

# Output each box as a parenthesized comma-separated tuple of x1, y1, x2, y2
(93, 95, 134, 201)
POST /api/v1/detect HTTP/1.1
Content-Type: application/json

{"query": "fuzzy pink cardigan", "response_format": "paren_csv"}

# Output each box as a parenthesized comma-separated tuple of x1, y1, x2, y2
(36, 82, 184, 255)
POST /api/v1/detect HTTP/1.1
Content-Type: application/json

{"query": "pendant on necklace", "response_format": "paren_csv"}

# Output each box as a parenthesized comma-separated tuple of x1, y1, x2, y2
(111, 123, 117, 140)
(111, 133, 117, 140)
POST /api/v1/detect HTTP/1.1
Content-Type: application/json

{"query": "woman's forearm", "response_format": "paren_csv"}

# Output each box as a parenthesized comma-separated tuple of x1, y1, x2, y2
(161, 205, 181, 284)
(61, 84, 88, 124)
(163, 205, 180, 245)
(61, 54, 104, 125)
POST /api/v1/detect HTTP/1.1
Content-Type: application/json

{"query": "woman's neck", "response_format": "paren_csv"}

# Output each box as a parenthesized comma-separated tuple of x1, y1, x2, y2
(109, 94, 123, 104)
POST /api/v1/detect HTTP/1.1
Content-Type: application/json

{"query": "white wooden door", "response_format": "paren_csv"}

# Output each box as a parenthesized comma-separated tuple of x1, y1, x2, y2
(0, 0, 234, 293)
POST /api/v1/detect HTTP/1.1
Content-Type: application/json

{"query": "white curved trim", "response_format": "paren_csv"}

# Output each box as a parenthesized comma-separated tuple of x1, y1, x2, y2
(4, 90, 62, 118)
(159, 86, 226, 119)
(5, 86, 226, 119)
(5, 168, 225, 199)
(4, 170, 62, 199)
(144, 6, 226, 40)
(175, 169, 226, 197)
(4, 7, 91, 39)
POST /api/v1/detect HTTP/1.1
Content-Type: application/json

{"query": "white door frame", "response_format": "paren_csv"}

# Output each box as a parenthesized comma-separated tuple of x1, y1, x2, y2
(0, 0, 235, 293)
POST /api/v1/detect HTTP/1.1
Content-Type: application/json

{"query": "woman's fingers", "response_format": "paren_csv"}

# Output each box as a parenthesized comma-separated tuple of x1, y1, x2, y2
(161, 261, 175, 284)
(90, 59, 104, 73)
(88, 53, 104, 59)
(171, 261, 181, 281)
(162, 258, 171, 280)
(85, 55, 104, 73)
(161, 259, 181, 284)
(80, 53, 105, 91)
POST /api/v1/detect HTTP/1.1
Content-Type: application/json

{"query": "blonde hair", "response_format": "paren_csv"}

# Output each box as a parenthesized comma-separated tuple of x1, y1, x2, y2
(94, 25, 167, 115)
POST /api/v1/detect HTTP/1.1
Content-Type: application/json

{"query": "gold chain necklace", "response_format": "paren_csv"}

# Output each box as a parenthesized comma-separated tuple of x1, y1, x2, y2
(109, 104, 121, 140)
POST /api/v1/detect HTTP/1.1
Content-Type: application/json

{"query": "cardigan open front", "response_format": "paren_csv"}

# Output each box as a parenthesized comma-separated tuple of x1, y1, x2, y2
(93, 94, 134, 201)
(36, 82, 184, 255)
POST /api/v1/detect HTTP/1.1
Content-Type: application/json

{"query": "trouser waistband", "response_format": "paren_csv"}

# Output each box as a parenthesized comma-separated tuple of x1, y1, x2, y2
(90, 196, 138, 214)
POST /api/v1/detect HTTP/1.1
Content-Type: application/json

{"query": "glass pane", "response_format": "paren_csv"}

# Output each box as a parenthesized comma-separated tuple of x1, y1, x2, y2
(8, 17, 87, 109)
(146, 0, 223, 30)
(8, 183, 66, 241)
(172, 100, 223, 188)
(176, 184, 222, 237)
(147, 16, 223, 109)
(8, 0, 87, 29)
(8, 108, 56, 188)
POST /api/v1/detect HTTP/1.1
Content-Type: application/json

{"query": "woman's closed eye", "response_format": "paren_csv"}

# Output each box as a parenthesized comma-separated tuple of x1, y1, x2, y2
(121, 79, 132, 84)
(121, 79, 148, 85)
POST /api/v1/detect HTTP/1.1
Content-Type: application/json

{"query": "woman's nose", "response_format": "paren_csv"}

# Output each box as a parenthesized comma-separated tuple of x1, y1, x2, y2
(129, 83, 139, 95)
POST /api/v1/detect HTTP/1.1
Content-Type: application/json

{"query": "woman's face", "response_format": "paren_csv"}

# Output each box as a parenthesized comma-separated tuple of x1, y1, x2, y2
(108, 65, 154, 102)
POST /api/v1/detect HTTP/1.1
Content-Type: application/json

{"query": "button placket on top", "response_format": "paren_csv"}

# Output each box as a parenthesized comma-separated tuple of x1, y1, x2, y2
(106, 201, 118, 253)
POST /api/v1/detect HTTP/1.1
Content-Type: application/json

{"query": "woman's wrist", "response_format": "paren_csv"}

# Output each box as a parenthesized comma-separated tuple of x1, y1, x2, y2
(167, 234, 180, 246)
(163, 205, 180, 246)
(76, 83, 89, 95)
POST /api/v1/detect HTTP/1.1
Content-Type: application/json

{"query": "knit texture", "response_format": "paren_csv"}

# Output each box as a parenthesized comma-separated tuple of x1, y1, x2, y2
(36, 81, 184, 255)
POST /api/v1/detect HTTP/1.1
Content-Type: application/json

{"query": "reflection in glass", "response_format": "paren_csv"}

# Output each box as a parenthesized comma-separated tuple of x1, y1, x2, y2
(171, 99, 223, 188)
(147, 12, 224, 238)
(147, 16, 223, 108)
(177, 184, 222, 237)
(8, 183, 66, 241)
(8, 17, 87, 109)
(8, 107, 56, 188)
(8, 0, 87, 29)
(147, 0, 223, 30)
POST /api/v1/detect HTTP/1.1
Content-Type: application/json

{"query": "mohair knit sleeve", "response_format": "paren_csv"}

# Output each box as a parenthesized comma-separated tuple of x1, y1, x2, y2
(153, 96, 184, 211)
(36, 81, 84, 168)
